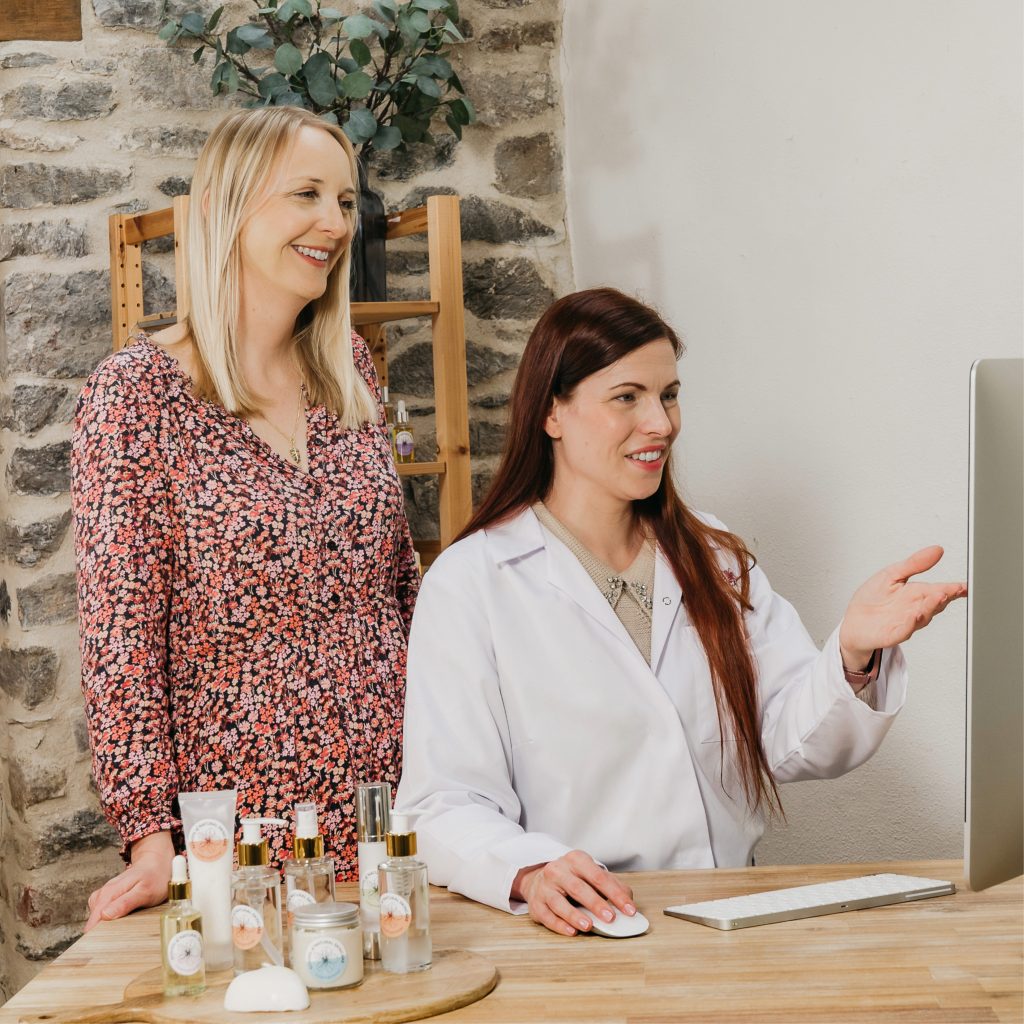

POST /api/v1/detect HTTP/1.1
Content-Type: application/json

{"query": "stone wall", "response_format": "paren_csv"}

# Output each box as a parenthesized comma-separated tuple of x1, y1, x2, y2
(0, 0, 571, 1001)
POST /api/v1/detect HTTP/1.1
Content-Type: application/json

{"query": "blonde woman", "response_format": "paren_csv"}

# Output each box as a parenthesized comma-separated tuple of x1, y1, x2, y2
(72, 107, 418, 929)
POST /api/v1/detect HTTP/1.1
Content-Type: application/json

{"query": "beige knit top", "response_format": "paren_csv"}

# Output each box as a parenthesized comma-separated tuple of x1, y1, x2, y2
(533, 502, 656, 664)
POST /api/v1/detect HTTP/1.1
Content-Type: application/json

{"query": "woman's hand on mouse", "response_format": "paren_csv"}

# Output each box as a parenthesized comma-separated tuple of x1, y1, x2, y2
(84, 830, 175, 932)
(839, 546, 967, 671)
(512, 849, 636, 936)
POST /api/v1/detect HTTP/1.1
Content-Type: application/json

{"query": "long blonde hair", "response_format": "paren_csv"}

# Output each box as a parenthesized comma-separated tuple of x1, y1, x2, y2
(182, 106, 377, 428)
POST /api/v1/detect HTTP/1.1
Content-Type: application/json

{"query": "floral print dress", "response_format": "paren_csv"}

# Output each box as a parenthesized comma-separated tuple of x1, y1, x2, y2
(72, 332, 419, 879)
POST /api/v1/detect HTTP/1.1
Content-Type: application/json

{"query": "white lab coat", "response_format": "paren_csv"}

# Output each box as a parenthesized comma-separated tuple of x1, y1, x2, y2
(396, 509, 907, 914)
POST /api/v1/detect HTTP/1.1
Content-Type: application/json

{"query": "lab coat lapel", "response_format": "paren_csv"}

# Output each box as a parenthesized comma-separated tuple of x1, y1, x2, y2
(651, 548, 684, 674)
(542, 531, 639, 653)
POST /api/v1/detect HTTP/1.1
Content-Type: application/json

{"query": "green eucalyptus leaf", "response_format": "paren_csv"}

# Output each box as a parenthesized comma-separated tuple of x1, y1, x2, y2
(275, 43, 304, 75)
(449, 95, 474, 125)
(448, 68, 464, 93)
(180, 11, 206, 35)
(343, 107, 378, 144)
(258, 71, 291, 98)
(372, 124, 402, 150)
(236, 23, 273, 46)
(225, 27, 250, 54)
(444, 112, 462, 140)
(319, 6, 344, 18)
(205, 5, 224, 31)
(448, 96, 471, 125)
(339, 70, 373, 98)
(349, 39, 372, 66)
(342, 13, 375, 39)
(277, 90, 308, 106)
(157, 20, 180, 40)
(396, 11, 419, 44)
(442, 17, 464, 41)
(320, 110, 339, 124)
(415, 75, 440, 98)
(373, 0, 398, 19)
(393, 113, 426, 143)
(336, 56, 359, 73)
(211, 60, 239, 93)
(192, 44, 206, 63)
(276, 0, 311, 22)
(412, 0, 448, 10)
(303, 51, 337, 106)
(408, 9, 431, 32)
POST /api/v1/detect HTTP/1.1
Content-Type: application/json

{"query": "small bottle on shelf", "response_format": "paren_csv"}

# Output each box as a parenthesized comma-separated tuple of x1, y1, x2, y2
(382, 385, 396, 455)
(378, 811, 431, 974)
(161, 855, 206, 998)
(393, 401, 415, 464)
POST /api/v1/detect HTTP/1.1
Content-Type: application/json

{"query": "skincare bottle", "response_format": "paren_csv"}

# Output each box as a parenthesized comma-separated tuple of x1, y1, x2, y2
(382, 386, 396, 448)
(283, 802, 336, 960)
(179, 788, 236, 972)
(355, 781, 391, 959)
(231, 816, 286, 975)
(161, 855, 206, 998)
(393, 401, 415, 464)
(378, 811, 431, 974)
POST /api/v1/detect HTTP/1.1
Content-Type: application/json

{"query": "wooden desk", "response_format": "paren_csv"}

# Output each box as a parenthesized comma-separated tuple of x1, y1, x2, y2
(1, 860, 1020, 1023)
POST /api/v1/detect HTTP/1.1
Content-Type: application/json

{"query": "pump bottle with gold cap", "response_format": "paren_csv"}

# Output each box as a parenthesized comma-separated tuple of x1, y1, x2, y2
(378, 811, 431, 974)
(162, 854, 206, 997)
(231, 816, 286, 975)
(283, 802, 335, 961)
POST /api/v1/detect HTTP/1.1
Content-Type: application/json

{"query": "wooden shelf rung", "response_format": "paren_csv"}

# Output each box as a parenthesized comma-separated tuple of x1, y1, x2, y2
(395, 460, 446, 477)
(385, 206, 429, 240)
(124, 208, 176, 245)
(352, 300, 439, 326)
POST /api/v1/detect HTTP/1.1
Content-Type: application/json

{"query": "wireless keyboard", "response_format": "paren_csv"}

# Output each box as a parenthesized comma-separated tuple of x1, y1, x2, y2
(664, 873, 955, 930)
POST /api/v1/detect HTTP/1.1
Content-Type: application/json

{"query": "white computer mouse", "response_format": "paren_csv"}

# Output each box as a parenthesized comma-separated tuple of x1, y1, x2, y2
(578, 906, 650, 938)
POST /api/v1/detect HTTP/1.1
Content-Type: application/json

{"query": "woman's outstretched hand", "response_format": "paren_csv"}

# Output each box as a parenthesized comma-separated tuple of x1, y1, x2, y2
(512, 849, 636, 936)
(84, 830, 175, 932)
(839, 546, 967, 670)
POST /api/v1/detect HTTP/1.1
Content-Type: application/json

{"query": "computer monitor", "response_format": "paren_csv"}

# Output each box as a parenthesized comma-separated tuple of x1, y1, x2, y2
(964, 357, 1023, 891)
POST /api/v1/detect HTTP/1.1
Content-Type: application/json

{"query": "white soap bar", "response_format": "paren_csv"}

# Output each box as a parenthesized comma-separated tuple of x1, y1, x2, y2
(223, 965, 310, 1012)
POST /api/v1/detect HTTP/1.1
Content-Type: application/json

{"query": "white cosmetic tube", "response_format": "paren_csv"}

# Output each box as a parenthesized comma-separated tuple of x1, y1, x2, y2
(179, 789, 236, 972)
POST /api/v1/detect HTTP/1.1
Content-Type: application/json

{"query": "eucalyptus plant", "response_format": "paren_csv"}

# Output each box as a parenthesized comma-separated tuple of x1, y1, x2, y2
(158, 0, 475, 155)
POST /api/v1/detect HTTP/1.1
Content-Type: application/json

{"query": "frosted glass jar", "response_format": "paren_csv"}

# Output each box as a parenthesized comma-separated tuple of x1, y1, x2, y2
(290, 902, 364, 990)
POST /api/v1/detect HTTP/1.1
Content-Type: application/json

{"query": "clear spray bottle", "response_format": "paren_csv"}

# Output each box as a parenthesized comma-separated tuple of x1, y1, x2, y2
(378, 810, 431, 974)
(230, 816, 286, 975)
(283, 802, 335, 961)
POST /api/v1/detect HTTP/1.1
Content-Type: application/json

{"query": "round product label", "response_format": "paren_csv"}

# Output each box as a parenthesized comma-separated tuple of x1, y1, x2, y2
(287, 888, 317, 913)
(359, 871, 380, 907)
(231, 904, 264, 950)
(395, 430, 414, 458)
(187, 818, 230, 862)
(305, 936, 347, 982)
(166, 929, 204, 976)
(379, 892, 412, 938)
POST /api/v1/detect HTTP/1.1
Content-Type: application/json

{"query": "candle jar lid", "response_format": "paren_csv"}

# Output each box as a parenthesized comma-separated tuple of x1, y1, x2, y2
(292, 901, 359, 929)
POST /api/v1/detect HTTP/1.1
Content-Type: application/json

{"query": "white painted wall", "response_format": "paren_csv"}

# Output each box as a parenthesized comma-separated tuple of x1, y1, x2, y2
(562, 0, 1022, 864)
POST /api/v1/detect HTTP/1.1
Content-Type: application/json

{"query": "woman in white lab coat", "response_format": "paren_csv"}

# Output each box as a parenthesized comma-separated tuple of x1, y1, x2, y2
(396, 287, 965, 936)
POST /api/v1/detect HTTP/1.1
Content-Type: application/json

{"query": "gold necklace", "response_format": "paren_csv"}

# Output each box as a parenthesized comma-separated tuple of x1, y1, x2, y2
(258, 379, 308, 466)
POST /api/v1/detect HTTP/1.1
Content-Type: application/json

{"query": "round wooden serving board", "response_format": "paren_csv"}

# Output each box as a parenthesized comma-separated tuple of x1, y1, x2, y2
(19, 948, 497, 1024)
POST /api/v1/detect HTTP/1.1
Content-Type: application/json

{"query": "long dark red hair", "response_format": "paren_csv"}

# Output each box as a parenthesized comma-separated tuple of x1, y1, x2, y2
(458, 287, 781, 814)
